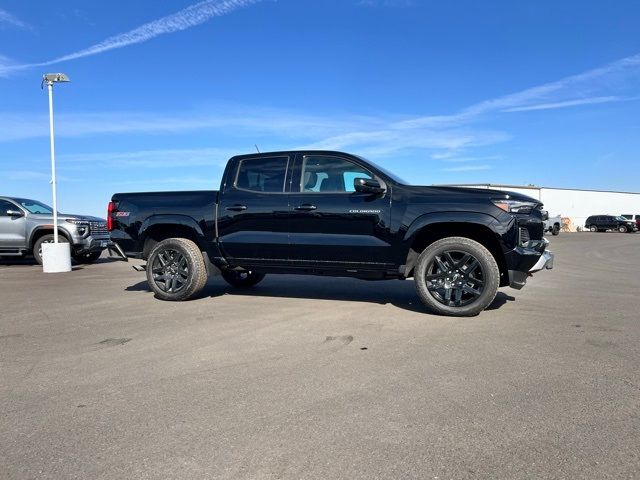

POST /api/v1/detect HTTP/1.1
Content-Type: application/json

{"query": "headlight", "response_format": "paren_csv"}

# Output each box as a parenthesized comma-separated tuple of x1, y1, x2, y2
(65, 219, 90, 235)
(492, 199, 538, 214)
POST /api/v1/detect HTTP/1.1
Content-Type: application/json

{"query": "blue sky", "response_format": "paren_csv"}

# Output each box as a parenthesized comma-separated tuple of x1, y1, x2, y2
(0, 0, 639, 217)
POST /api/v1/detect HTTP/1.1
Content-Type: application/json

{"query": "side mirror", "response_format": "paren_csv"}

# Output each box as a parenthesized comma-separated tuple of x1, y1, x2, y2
(354, 178, 385, 194)
(6, 209, 24, 218)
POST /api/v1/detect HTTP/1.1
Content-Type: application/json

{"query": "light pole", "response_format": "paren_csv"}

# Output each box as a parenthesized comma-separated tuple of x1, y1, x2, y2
(41, 73, 71, 273)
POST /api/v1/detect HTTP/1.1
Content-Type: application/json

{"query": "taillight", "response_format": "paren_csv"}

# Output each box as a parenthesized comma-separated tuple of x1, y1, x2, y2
(107, 201, 115, 231)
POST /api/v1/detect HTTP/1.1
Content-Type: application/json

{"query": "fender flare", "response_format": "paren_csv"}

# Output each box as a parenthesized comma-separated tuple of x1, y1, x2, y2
(401, 211, 511, 279)
(403, 211, 504, 243)
(138, 214, 206, 244)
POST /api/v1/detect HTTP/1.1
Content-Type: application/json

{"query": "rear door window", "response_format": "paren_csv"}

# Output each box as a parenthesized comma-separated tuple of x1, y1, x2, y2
(235, 156, 289, 193)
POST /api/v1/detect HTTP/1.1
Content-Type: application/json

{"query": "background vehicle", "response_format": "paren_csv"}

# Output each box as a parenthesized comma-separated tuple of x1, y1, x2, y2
(108, 150, 553, 317)
(0, 196, 110, 264)
(585, 215, 638, 233)
(542, 211, 562, 236)
(622, 214, 640, 230)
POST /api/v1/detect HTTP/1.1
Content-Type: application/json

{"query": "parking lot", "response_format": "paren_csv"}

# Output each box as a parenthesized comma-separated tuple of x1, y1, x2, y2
(1, 233, 639, 479)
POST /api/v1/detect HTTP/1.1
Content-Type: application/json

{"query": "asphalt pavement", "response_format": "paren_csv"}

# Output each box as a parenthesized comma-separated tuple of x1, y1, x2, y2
(1, 233, 639, 479)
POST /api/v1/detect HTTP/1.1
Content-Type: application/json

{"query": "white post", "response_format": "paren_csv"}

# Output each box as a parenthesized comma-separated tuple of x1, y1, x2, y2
(47, 81, 59, 243)
(42, 74, 71, 273)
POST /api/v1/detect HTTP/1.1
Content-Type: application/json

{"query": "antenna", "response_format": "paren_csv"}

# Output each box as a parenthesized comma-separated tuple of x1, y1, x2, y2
(254, 144, 260, 153)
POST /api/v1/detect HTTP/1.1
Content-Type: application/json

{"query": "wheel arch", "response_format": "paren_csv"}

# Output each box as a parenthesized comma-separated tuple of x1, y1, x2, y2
(139, 215, 206, 259)
(29, 227, 73, 251)
(403, 215, 509, 286)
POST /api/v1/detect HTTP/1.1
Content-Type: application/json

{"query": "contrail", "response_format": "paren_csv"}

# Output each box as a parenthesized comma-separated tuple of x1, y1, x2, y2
(0, 0, 260, 76)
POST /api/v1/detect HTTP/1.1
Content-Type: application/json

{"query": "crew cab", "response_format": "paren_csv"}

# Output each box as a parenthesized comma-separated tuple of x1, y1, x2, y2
(108, 151, 553, 316)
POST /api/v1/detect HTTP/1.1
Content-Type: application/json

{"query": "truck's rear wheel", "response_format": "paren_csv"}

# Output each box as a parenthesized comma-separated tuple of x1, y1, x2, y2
(146, 238, 208, 301)
(221, 269, 266, 288)
(414, 237, 499, 317)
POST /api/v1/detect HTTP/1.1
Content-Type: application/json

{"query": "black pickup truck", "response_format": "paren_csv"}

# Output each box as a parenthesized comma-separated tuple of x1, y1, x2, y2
(108, 151, 553, 316)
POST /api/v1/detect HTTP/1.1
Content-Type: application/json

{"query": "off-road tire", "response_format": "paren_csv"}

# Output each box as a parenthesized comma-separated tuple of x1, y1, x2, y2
(221, 269, 266, 288)
(72, 251, 102, 264)
(414, 236, 500, 317)
(33, 234, 69, 265)
(146, 238, 208, 301)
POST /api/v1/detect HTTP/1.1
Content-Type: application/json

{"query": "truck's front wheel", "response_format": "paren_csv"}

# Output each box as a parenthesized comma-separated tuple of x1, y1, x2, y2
(146, 238, 208, 301)
(221, 269, 266, 288)
(414, 237, 500, 317)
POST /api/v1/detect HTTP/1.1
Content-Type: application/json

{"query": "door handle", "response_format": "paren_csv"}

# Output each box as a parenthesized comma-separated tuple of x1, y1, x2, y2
(295, 204, 317, 211)
(225, 204, 247, 212)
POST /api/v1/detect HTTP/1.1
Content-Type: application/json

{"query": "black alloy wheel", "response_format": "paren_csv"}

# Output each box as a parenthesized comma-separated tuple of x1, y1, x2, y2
(146, 238, 208, 301)
(151, 249, 190, 294)
(414, 236, 499, 317)
(425, 250, 485, 308)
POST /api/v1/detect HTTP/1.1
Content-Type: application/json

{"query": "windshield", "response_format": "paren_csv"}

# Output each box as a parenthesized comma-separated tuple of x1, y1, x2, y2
(616, 216, 630, 221)
(15, 198, 54, 214)
(355, 156, 409, 184)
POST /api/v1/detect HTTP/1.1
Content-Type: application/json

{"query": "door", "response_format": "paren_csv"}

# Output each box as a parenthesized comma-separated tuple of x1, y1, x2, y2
(0, 199, 27, 250)
(287, 154, 393, 268)
(217, 155, 291, 265)
(605, 216, 617, 230)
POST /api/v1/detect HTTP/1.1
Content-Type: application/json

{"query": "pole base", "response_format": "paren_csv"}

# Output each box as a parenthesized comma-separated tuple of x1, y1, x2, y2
(42, 242, 72, 273)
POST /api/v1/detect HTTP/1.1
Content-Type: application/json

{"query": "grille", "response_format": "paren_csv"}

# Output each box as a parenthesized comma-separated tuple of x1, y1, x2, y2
(90, 221, 109, 237)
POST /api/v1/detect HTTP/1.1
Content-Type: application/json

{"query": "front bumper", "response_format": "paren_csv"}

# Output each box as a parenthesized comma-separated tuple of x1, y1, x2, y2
(505, 238, 554, 290)
(72, 236, 112, 254)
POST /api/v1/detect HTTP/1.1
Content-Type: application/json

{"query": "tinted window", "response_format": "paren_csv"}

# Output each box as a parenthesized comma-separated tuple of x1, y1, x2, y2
(235, 157, 288, 193)
(299, 156, 372, 193)
(0, 200, 17, 216)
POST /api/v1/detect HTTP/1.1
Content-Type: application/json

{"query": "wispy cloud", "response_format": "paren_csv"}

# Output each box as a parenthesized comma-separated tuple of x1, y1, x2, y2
(60, 147, 236, 168)
(0, 9, 31, 30)
(439, 155, 503, 163)
(4, 170, 75, 182)
(503, 96, 624, 112)
(358, 0, 414, 7)
(0, 0, 260, 76)
(307, 52, 640, 158)
(441, 165, 492, 172)
(0, 108, 375, 143)
(1, 52, 639, 164)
